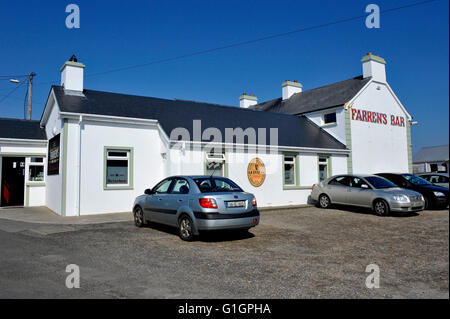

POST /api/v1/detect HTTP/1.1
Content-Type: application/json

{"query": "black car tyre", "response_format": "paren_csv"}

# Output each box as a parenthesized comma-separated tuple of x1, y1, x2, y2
(319, 194, 331, 209)
(373, 199, 390, 216)
(423, 197, 429, 210)
(179, 215, 195, 241)
(133, 206, 145, 227)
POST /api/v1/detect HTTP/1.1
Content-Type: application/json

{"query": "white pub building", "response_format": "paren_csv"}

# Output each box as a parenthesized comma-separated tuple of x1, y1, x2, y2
(0, 53, 413, 216)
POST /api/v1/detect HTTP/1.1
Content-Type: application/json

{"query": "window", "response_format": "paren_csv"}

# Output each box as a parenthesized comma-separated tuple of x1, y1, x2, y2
(171, 178, 190, 194)
(365, 176, 397, 189)
(193, 177, 242, 193)
(323, 112, 337, 125)
(318, 156, 330, 182)
(349, 176, 369, 188)
(28, 157, 44, 182)
(283, 155, 297, 186)
(154, 179, 173, 194)
(205, 149, 226, 177)
(104, 147, 133, 189)
(329, 176, 350, 186)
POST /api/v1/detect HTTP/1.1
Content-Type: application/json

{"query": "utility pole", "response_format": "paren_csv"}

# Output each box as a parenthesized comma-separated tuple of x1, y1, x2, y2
(27, 72, 36, 120)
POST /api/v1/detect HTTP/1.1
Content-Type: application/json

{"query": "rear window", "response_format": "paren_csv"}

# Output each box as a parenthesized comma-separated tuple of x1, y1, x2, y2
(193, 177, 243, 193)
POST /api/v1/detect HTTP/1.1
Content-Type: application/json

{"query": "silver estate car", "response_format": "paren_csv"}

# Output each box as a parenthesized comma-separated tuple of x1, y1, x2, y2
(132, 176, 259, 241)
(311, 174, 425, 216)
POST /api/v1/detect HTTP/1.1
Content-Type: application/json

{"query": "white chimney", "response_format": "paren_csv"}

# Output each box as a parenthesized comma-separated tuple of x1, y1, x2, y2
(282, 80, 302, 100)
(239, 93, 258, 108)
(361, 53, 386, 83)
(60, 55, 85, 92)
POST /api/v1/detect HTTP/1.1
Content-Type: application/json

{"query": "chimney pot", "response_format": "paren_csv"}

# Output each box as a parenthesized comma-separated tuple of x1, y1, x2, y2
(60, 56, 85, 92)
(282, 80, 303, 100)
(239, 93, 258, 108)
(361, 53, 387, 82)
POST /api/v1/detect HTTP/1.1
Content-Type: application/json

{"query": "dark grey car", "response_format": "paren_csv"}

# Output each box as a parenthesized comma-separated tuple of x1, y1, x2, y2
(132, 176, 259, 241)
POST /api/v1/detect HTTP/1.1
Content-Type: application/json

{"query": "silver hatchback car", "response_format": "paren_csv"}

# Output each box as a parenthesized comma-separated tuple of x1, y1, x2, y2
(133, 176, 259, 241)
(311, 174, 425, 216)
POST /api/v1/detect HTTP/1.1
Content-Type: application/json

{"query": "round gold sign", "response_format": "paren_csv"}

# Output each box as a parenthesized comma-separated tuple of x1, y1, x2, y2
(247, 157, 266, 187)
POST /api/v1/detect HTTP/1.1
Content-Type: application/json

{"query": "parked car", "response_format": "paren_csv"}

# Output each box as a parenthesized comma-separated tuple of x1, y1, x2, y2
(417, 173, 449, 189)
(376, 173, 449, 209)
(311, 174, 425, 216)
(132, 176, 259, 241)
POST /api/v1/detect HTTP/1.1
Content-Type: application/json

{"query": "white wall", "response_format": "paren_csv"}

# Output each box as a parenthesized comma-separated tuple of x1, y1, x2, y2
(171, 147, 348, 208)
(72, 121, 165, 215)
(305, 107, 346, 144)
(350, 82, 409, 174)
(44, 100, 63, 214)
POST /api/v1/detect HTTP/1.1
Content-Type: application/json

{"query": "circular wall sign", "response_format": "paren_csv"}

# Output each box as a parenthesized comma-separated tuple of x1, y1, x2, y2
(247, 157, 266, 187)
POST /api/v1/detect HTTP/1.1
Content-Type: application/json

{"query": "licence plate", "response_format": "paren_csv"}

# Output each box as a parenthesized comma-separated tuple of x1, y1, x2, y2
(226, 201, 245, 208)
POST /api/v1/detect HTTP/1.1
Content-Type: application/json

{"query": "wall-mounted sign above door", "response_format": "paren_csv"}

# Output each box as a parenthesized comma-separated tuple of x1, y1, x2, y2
(247, 157, 266, 187)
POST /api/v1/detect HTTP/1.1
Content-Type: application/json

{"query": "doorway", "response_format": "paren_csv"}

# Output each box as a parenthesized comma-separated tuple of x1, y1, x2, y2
(1, 157, 25, 207)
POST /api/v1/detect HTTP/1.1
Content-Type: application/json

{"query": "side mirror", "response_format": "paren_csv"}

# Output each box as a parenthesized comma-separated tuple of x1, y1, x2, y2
(361, 184, 369, 189)
(144, 188, 152, 195)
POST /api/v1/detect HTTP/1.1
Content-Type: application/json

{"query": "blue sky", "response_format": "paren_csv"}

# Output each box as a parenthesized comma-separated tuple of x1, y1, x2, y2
(0, 0, 448, 154)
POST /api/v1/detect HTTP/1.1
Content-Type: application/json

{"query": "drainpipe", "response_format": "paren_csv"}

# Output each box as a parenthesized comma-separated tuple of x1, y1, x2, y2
(76, 115, 82, 216)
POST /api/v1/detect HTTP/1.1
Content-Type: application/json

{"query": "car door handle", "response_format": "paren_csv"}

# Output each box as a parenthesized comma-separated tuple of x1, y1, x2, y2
(158, 198, 163, 201)
(178, 199, 183, 202)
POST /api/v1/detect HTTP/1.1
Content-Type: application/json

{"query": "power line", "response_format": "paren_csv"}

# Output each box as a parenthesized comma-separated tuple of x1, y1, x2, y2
(30, 0, 437, 86)
(83, 0, 437, 79)
(0, 81, 26, 105)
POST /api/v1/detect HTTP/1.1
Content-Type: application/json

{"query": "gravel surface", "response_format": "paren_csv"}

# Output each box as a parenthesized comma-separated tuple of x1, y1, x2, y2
(0, 206, 448, 298)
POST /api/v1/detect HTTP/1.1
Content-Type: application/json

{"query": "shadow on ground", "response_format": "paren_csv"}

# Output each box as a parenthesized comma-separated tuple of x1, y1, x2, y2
(144, 221, 255, 242)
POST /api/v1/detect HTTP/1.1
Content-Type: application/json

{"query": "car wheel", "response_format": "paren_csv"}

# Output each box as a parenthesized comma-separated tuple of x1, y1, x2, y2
(133, 206, 145, 227)
(373, 199, 390, 216)
(179, 215, 195, 241)
(423, 197, 429, 210)
(318, 194, 331, 209)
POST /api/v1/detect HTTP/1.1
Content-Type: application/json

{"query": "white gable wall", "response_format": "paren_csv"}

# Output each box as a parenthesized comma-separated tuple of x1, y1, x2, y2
(349, 81, 409, 174)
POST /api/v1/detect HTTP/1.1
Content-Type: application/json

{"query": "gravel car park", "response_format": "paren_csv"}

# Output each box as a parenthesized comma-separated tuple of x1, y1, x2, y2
(0, 205, 448, 298)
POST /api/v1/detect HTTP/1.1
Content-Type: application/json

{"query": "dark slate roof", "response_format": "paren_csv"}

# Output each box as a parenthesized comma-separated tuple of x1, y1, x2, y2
(0, 118, 47, 140)
(413, 145, 449, 163)
(52, 86, 346, 150)
(250, 76, 371, 115)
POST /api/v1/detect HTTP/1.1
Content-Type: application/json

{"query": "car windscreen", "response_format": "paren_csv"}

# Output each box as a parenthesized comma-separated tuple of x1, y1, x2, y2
(402, 174, 433, 186)
(193, 177, 243, 193)
(365, 176, 398, 189)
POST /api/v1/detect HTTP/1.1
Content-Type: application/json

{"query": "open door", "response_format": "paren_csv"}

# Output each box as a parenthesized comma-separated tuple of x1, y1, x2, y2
(1, 157, 25, 207)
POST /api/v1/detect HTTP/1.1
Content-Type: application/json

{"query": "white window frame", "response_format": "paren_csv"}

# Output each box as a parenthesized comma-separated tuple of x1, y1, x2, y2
(205, 150, 226, 177)
(283, 155, 297, 187)
(321, 111, 337, 126)
(28, 157, 45, 183)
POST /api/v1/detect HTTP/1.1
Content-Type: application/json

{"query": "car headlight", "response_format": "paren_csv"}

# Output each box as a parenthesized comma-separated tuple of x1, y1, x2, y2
(433, 191, 446, 197)
(392, 195, 410, 203)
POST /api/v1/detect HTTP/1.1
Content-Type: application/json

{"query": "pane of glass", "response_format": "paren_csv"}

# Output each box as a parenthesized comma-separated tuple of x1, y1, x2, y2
(206, 162, 223, 177)
(29, 165, 44, 181)
(154, 179, 172, 194)
(319, 157, 328, 163)
(284, 156, 294, 163)
(324, 112, 337, 124)
(284, 163, 295, 185)
(31, 157, 44, 163)
(106, 160, 128, 185)
(108, 151, 128, 157)
(319, 164, 328, 181)
(171, 179, 190, 194)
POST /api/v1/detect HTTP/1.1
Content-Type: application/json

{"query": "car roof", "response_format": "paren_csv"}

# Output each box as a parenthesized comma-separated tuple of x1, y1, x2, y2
(418, 172, 449, 176)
